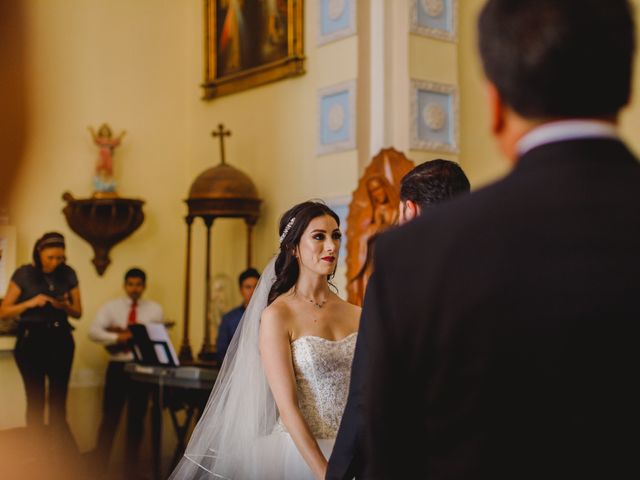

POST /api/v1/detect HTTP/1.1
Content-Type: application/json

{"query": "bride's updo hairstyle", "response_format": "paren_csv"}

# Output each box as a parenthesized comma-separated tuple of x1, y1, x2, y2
(268, 201, 340, 305)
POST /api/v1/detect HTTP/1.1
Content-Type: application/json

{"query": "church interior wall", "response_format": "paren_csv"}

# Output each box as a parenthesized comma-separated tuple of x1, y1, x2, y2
(2, 0, 640, 453)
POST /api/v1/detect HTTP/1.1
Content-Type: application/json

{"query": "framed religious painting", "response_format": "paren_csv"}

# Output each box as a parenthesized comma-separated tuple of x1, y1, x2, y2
(203, 0, 306, 99)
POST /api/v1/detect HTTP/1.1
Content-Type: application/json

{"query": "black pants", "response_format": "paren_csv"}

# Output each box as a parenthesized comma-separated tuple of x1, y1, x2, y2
(94, 361, 151, 469)
(14, 326, 75, 431)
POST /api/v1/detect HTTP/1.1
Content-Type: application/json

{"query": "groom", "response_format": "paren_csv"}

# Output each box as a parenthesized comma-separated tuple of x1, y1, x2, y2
(364, 0, 640, 478)
(326, 159, 470, 479)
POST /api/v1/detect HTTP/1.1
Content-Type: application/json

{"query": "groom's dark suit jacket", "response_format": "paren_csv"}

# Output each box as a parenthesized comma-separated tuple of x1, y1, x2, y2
(326, 278, 376, 480)
(364, 138, 640, 479)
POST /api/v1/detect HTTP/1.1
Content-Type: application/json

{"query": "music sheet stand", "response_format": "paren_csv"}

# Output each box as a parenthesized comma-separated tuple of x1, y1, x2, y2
(129, 324, 180, 367)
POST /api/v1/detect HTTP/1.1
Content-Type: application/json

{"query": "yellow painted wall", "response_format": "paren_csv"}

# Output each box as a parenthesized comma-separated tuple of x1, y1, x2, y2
(457, 0, 507, 187)
(2, 0, 194, 445)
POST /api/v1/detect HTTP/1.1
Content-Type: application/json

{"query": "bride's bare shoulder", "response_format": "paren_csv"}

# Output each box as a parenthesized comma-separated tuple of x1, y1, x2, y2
(261, 294, 295, 328)
(332, 294, 362, 322)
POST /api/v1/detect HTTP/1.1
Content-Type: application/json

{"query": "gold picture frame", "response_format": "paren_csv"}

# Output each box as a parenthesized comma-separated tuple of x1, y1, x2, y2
(203, 0, 306, 100)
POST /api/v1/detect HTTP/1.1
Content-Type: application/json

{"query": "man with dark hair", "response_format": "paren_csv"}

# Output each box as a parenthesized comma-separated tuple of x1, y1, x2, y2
(216, 267, 260, 361)
(327, 159, 470, 480)
(87, 267, 164, 474)
(399, 159, 470, 224)
(364, 1, 639, 479)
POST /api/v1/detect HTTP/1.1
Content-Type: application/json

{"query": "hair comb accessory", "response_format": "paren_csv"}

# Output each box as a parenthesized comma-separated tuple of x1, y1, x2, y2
(279, 217, 296, 245)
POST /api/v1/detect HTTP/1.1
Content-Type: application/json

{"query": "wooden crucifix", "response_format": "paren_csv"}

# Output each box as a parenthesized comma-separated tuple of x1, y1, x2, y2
(211, 123, 231, 164)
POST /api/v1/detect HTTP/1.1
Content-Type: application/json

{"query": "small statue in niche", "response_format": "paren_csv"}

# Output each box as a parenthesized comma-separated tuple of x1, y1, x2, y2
(88, 123, 126, 196)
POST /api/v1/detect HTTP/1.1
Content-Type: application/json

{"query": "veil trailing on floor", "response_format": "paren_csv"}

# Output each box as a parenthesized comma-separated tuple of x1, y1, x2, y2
(170, 257, 278, 480)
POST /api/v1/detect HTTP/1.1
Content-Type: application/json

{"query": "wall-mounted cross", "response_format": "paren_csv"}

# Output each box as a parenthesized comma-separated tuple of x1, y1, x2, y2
(211, 123, 231, 164)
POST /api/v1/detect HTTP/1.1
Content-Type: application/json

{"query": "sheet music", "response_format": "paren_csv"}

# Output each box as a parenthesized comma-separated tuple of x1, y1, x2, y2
(145, 323, 180, 366)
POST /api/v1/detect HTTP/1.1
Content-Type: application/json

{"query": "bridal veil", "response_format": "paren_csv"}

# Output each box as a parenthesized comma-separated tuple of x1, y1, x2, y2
(170, 258, 279, 479)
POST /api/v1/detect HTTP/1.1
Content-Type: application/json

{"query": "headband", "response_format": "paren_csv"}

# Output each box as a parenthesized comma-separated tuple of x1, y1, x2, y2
(38, 234, 65, 250)
(279, 217, 295, 245)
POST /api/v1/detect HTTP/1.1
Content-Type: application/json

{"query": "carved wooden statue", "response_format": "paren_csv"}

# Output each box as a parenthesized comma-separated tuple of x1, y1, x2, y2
(346, 148, 414, 305)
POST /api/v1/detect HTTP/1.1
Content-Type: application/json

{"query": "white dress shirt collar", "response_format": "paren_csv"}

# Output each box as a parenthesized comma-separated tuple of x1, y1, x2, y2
(517, 120, 619, 157)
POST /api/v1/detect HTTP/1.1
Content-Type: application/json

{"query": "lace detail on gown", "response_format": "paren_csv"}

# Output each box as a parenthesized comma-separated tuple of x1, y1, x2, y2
(273, 332, 357, 438)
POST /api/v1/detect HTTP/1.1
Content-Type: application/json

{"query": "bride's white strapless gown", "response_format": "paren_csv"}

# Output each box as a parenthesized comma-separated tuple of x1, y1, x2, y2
(249, 332, 357, 479)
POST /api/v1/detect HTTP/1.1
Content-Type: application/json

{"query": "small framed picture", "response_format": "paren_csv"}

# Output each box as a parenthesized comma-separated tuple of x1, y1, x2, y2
(410, 0, 457, 42)
(317, 80, 356, 155)
(410, 79, 459, 153)
(318, 0, 357, 45)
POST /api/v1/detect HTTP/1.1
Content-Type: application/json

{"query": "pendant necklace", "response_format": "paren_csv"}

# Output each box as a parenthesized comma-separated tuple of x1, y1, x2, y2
(44, 275, 55, 292)
(301, 294, 327, 309)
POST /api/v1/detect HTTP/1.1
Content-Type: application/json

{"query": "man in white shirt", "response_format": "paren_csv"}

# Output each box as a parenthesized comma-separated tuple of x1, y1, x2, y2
(87, 267, 164, 473)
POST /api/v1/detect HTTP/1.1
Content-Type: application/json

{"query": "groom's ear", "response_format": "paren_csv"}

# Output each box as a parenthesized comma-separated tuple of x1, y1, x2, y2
(405, 200, 419, 222)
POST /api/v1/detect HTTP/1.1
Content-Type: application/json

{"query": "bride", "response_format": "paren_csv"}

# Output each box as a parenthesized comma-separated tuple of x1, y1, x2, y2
(170, 201, 361, 479)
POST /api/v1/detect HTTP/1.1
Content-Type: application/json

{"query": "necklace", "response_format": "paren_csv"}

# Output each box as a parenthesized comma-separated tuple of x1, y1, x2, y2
(43, 274, 56, 292)
(300, 294, 327, 309)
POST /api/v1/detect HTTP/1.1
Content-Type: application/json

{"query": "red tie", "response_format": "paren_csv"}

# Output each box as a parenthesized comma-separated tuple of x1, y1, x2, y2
(128, 300, 137, 325)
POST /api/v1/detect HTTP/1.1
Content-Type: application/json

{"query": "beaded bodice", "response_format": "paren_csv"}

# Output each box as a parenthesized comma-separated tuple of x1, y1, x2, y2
(275, 332, 357, 439)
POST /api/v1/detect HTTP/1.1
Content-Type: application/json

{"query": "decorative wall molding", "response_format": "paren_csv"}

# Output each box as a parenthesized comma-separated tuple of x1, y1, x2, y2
(410, 0, 457, 42)
(317, 80, 357, 155)
(410, 79, 459, 153)
(318, 0, 357, 45)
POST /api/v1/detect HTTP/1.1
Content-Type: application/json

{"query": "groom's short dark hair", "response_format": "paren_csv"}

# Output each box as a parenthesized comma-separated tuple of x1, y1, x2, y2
(400, 159, 470, 211)
(478, 0, 635, 119)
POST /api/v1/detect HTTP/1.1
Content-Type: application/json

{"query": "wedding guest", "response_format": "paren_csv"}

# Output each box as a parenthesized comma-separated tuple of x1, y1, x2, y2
(0, 232, 82, 448)
(216, 267, 260, 361)
(87, 267, 163, 474)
